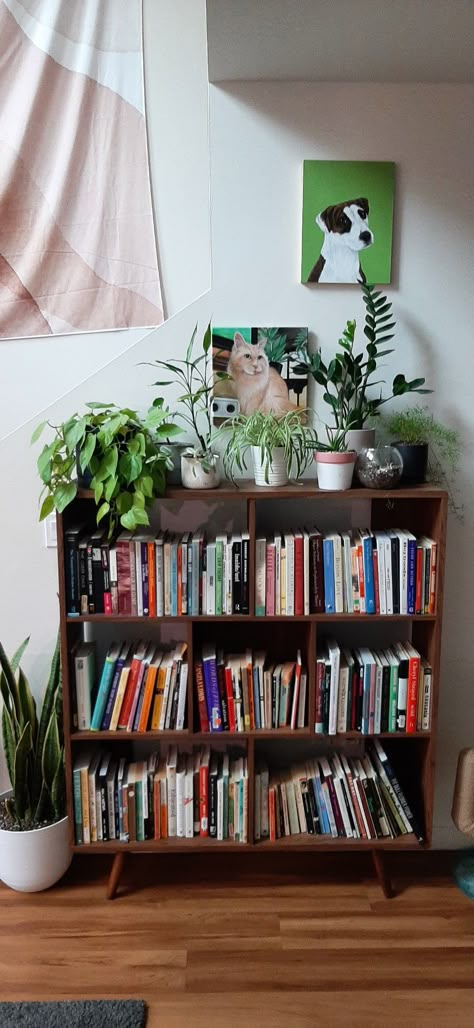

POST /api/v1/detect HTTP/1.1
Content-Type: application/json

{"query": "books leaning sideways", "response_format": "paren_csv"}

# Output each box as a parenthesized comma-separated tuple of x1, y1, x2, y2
(73, 640, 188, 732)
(73, 746, 248, 845)
(255, 527, 438, 616)
(255, 740, 424, 844)
(195, 645, 308, 732)
(64, 524, 250, 616)
(315, 638, 432, 735)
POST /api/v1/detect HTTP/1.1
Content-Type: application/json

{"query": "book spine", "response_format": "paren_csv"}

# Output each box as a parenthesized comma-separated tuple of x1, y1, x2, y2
(429, 543, 437, 613)
(406, 653, 421, 734)
(323, 539, 335, 614)
(241, 535, 250, 614)
(91, 659, 116, 731)
(65, 534, 80, 615)
(314, 660, 325, 734)
(101, 659, 124, 730)
(363, 537, 375, 614)
(116, 541, 132, 616)
(147, 542, 156, 617)
(294, 536, 304, 616)
(73, 769, 83, 844)
(309, 535, 324, 613)
(78, 545, 89, 614)
(415, 545, 423, 615)
(265, 544, 275, 616)
(224, 666, 236, 732)
(199, 763, 209, 837)
(255, 538, 266, 615)
(407, 538, 416, 615)
(101, 543, 112, 615)
(232, 539, 242, 614)
(202, 658, 223, 732)
(421, 666, 432, 731)
(156, 542, 164, 617)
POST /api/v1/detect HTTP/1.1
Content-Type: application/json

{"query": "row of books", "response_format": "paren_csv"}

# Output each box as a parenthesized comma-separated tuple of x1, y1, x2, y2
(195, 645, 308, 733)
(255, 740, 423, 842)
(316, 639, 431, 735)
(73, 640, 188, 732)
(256, 527, 438, 616)
(73, 746, 248, 845)
(65, 524, 249, 617)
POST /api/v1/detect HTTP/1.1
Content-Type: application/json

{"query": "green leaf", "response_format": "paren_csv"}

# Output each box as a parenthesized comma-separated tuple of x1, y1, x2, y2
(39, 494, 55, 521)
(202, 323, 212, 354)
(84, 402, 115, 409)
(374, 302, 392, 316)
(1, 706, 15, 788)
(364, 326, 376, 342)
(41, 708, 61, 790)
(94, 446, 118, 483)
(93, 479, 103, 505)
(78, 431, 96, 472)
(30, 421, 47, 445)
(96, 501, 110, 524)
(64, 417, 87, 454)
(138, 475, 154, 499)
(37, 442, 56, 479)
(186, 324, 198, 362)
(120, 506, 150, 530)
(104, 475, 117, 502)
(115, 491, 133, 514)
(17, 667, 37, 739)
(13, 721, 33, 820)
(119, 451, 142, 485)
(53, 481, 77, 513)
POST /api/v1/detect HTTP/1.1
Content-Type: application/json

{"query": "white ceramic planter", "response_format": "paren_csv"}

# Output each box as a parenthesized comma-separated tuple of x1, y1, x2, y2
(346, 428, 376, 455)
(252, 446, 289, 487)
(0, 799, 72, 892)
(181, 453, 221, 490)
(315, 451, 356, 491)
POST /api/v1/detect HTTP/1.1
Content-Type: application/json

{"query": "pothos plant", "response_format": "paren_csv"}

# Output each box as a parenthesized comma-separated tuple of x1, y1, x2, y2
(297, 284, 432, 433)
(145, 323, 229, 473)
(32, 401, 180, 538)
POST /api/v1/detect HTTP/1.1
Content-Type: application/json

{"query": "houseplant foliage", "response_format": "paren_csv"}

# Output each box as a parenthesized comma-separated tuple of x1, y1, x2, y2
(0, 634, 64, 828)
(297, 284, 431, 433)
(383, 405, 462, 513)
(222, 409, 317, 486)
(33, 401, 179, 537)
(146, 323, 229, 488)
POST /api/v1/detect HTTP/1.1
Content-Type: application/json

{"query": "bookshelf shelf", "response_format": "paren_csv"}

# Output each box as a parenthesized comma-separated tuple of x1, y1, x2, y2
(59, 482, 447, 898)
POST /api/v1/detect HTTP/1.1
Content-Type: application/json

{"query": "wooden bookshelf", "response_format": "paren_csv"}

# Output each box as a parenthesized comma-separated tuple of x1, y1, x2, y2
(58, 482, 447, 898)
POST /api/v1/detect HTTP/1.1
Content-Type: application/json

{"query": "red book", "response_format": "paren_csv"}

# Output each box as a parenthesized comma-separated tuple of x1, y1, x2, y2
(116, 532, 134, 616)
(246, 654, 255, 730)
(356, 541, 365, 612)
(194, 661, 209, 731)
(148, 542, 156, 617)
(373, 548, 380, 614)
(315, 657, 325, 733)
(177, 544, 182, 616)
(224, 665, 236, 732)
(294, 531, 304, 616)
(265, 543, 275, 616)
(404, 643, 421, 734)
(269, 786, 276, 841)
(415, 545, 423, 614)
(117, 643, 146, 729)
(199, 747, 210, 837)
(429, 542, 438, 614)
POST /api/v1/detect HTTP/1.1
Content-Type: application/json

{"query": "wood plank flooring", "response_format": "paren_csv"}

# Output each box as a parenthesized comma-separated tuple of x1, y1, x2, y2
(0, 852, 473, 1027)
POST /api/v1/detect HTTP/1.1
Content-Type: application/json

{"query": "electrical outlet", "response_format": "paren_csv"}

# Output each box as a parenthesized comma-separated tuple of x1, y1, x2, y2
(44, 513, 57, 548)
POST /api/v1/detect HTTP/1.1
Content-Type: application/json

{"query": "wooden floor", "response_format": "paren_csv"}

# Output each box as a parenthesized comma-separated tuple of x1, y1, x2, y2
(0, 852, 473, 1027)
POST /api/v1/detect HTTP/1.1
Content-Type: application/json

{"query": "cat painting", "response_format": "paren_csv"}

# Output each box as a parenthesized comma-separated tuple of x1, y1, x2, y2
(228, 333, 297, 416)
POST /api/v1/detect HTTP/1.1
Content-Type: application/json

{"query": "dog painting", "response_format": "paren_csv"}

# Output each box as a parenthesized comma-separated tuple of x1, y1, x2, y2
(301, 161, 395, 285)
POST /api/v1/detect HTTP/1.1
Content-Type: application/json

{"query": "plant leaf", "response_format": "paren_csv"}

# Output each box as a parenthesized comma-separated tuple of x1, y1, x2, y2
(53, 482, 77, 513)
(39, 494, 55, 521)
(30, 420, 48, 444)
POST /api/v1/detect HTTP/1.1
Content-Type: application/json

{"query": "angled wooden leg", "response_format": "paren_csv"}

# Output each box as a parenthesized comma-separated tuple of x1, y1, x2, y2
(106, 852, 126, 900)
(372, 849, 395, 899)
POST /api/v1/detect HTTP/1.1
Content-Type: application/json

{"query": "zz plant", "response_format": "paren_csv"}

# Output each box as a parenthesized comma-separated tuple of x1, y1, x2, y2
(0, 635, 65, 828)
(33, 401, 180, 538)
(298, 284, 431, 432)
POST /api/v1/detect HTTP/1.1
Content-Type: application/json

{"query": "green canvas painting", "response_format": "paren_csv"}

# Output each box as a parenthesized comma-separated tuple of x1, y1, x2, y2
(301, 160, 395, 285)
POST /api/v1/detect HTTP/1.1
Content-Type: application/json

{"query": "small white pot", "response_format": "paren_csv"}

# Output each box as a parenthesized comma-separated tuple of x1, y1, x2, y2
(315, 451, 356, 491)
(252, 446, 289, 487)
(346, 428, 376, 455)
(0, 798, 72, 892)
(181, 453, 221, 490)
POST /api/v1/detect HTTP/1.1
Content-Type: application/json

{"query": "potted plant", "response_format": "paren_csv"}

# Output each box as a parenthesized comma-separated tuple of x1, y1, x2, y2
(297, 284, 431, 453)
(146, 323, 227, 489)
(383, 405, 462, 502)
(0, 635, 71, 892)
(314, 428, 357, 491)
(221, 409, 317, 487)
(32, 400, 179, 537)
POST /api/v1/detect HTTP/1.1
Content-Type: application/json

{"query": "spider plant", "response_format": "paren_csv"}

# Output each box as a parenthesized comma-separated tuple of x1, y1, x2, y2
(221, 410, 318, 485)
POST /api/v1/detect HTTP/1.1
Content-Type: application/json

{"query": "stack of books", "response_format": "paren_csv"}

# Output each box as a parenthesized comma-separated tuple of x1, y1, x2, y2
(255, 740, 423, 842)
(65, 524, 250, 617)
(73, 641, 188, 732)
(73, 746, 248, 845)
(255, 528, 438, 615)
(194, 645, 308, 732)
(316, 639, 431, 735)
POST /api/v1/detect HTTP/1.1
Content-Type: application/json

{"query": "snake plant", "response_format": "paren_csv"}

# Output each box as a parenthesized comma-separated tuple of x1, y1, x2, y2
(0, 634, 65, 828)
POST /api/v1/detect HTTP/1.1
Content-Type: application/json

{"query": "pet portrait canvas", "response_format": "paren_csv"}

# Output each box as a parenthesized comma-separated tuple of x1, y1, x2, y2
(212, 327, 308, 423)
(301, 161, 395, 285)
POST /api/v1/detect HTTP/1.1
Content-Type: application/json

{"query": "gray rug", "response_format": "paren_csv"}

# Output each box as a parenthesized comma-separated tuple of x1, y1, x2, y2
(0, 1000, 146, 1027)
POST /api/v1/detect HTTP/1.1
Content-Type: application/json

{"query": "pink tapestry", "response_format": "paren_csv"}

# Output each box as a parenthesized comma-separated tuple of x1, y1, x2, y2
(0, 0, 163, 338)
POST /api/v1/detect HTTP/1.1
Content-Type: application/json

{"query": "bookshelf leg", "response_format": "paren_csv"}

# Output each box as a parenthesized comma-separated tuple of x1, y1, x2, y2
(106, 852, 126, 900)
(372, 850, 394, 899)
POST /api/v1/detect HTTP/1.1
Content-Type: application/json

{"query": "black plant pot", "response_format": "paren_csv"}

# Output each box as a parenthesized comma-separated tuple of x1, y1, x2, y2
(392, 442, 428, 485)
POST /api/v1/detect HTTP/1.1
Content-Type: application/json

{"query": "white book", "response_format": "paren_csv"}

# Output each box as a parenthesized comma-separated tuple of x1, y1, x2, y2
(341, 532, 353, 613)
(175, 657, 188, 731)
(336, 654, 350, 734)
(398, 529, 409, 615)
(383, 532, 393, 615)
(273, 533, 281, 615)
(206, 542, 216, 615)
(176, 756, 186, 838)
(327, 637, 341, 736)
(74, 642, 95, 731)
(291, 771, 307, 834)
(225, 537, 234, 614)
(331, 534, 344, 613)
(284, 532, 295, 616)
(87, 752, 101, 844)
(303, 528, 310, 615)
(285, 779, 300, 835)
(375, 532, 387, 615)
(217, 772, 224, 841)
(338, 754, 360, 839)
(374, 653, 384, 734)
(166, 746, 178, 837)
(155, 532, 165, 617)
(421, 660, 432, 731)
(331, 757, 353, 838)
(158, 653, 174, 730)
(184, 755, 194, 839)
(255, 536, 266, 616)
(108, 545, 118, 613)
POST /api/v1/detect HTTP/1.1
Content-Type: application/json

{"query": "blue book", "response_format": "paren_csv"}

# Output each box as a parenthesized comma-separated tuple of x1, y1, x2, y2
(323, 537, 335, 613)
(362, 534, 376, 614)
(252, 666, 261, 729)
(202, 644, 223, 732)
(90, 642, 121, 730)
(100, 643, 129, 729)
(315, 771, 331, 834)
(309, 774, 328, 835)
(170, 540, 178, 616)
(406, 533, 417, 615)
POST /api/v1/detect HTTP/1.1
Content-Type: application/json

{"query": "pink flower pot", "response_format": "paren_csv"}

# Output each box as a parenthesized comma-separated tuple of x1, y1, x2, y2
(315, 451, 356, 490)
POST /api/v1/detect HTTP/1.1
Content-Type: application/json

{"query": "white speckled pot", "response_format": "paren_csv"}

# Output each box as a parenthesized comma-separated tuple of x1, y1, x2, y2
(181, 453, 221, 489)
(252, 447, 289, 487)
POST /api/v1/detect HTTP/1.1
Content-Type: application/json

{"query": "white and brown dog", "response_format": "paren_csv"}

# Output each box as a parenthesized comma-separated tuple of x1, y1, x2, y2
(307, 197, 373, 283)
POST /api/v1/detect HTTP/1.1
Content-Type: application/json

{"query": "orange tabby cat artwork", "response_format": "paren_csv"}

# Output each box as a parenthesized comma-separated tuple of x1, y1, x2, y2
(228, 333, 298, 416)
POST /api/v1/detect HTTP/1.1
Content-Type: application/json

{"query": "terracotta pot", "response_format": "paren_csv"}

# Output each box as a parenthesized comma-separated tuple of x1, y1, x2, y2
(315, 450, 356, 491)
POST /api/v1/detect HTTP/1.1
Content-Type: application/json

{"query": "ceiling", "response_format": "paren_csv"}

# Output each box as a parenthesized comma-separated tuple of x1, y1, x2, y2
(206, 0, 474, 83)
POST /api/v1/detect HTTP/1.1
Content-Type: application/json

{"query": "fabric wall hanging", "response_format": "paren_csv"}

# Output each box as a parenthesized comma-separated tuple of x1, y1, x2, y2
(0, 0, 163, 338)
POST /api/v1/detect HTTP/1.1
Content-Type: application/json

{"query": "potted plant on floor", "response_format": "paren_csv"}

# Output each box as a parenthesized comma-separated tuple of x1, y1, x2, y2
(297, 284, 431, 453)
(0, 634, 71, 892)
(32, 400, 179, 537)
(221, 409, 317, 486)
(383, 406, 462, 509)
(314, 428, 357, 491)
(146, 323, 227, 489)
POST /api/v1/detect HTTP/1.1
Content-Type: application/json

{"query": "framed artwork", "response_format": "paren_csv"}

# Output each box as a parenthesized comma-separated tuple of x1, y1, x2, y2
(212, 327, 308, 423)
(301, 160, 395, 285)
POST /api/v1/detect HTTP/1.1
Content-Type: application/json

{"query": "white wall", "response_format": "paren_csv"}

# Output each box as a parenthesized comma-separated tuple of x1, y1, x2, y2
(0, 0, 211, 788)
(209, 81, 474, 846)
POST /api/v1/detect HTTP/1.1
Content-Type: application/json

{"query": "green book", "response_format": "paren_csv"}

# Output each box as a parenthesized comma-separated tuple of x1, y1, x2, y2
(215, 536, 224, 616)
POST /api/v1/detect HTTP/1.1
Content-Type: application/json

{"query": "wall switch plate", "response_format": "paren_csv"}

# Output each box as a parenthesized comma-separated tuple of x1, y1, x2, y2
(44, 513, 57, 548)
